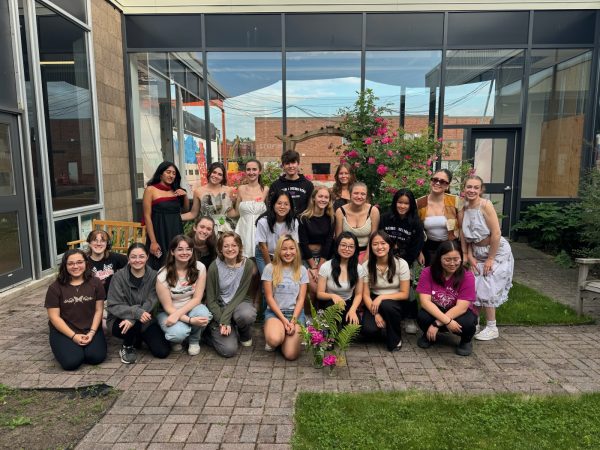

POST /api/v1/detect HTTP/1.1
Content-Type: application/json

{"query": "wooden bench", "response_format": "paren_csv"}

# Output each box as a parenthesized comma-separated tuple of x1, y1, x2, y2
(67, 219, 146, 254)
(575, 258, 600, 315)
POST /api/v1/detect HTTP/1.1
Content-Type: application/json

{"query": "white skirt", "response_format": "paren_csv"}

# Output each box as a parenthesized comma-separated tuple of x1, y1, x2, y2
(471, 237, 514, 308)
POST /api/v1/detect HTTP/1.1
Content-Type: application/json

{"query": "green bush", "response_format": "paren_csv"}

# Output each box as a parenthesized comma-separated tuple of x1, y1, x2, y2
(579, 169, 600, 256)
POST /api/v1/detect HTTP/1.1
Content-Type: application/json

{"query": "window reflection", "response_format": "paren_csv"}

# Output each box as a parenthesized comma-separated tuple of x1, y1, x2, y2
(36, 3, 98, 210)
(443, 50, 524, 125)
(523, 49, 592, 198)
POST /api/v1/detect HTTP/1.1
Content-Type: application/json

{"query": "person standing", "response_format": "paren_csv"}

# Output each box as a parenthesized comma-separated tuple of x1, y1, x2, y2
(269, 149, 314, 216)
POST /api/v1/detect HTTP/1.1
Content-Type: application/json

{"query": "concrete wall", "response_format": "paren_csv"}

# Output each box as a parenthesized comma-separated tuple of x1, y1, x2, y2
(92, 0, 132, 221)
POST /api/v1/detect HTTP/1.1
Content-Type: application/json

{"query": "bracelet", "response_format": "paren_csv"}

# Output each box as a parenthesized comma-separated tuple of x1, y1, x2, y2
(71, 332, 77, 340)
(89, 329, 96, 334)
(446, 319, 452, 325)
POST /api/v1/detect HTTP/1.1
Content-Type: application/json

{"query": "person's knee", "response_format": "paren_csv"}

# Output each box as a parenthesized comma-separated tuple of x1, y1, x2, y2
(234, 304, 257, 326)
(216, 342, 238, 358)
(164, 324, 189, 343)
(58, 356, 84, 371)
(85, 350, 106, 366)
(189, 304, 213, 321)
(150, 345, 171, 359)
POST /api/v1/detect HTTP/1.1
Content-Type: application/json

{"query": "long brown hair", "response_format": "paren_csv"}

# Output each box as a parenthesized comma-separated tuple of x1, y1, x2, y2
(160, 235, 199, 287)
(367, 231, 397, 286)
(299, 185, 334, 222)
(331, 162, 355, 200)
(57, 249, 92, 285)
(217, 231, 244, 263)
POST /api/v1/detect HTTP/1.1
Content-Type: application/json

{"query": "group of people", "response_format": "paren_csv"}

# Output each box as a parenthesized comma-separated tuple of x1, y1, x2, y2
(44, 149, 514, 370)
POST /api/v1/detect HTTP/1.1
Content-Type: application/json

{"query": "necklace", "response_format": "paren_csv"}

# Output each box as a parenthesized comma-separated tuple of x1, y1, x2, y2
(376, 264, 388, 274)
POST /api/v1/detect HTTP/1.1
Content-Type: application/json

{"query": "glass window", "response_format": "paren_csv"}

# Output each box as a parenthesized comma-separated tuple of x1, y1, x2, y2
(0, 124, 15, 196)
(207, 52, 283, 170)
(0, 212, 22, 275)
(0, 1, 17, 110)
(129, 53, 172, 199)
(286, 51, 361, 176)
(365, 51, 442, 135)
(522, 49, 592, 198)
(47, 0, 86, 23)
(443, 50, 525, 126)
(126, 15, 202, 50)
(36, 3, 99, 210)
(366, 13, 443, 48)
(447, 12, 529, 46)
(285, 14, 362, 50)
(533, 11, 596, 45)
(205, 14, 281, 49)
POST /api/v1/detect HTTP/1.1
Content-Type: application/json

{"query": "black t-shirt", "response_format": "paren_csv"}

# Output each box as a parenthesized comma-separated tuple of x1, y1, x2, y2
(378, 212, 425, 267)
(298, 214, 334, 261)
(90, 252, 127, 293)
(269, 174, 314, 216)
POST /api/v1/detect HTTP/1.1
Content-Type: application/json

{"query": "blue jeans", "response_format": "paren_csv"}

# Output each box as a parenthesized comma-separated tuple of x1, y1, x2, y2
(157, 304, 213, 344)
(264, 307, 306, 326)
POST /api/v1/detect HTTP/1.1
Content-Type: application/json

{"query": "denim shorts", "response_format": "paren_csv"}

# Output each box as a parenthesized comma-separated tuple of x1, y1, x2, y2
(264, 307, 306, 326)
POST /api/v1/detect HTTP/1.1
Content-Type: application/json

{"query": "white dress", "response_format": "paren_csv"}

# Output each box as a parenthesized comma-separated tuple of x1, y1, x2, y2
(235, 200, 267, 258)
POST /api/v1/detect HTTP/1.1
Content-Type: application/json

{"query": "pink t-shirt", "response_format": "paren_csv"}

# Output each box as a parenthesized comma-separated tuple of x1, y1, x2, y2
(416, 267, 477, 314)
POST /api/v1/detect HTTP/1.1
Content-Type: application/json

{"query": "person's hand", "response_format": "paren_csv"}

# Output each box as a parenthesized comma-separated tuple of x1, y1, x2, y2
(165, 313, 179, 327)
(468, 256, 480, 274)
(190, 316, 209, 327)
(150, 242, 162, 258)
(483, 258, 494, 276)
(309, 268, 319, 283)
(346, 309, 359, 325)
(72, 333, 87, 346)
(417, 252, 425, 266)
(119, 319, 134, 334)
(284, 319, 295, 335)
(371, 297, 382, 315)
(426, 324, 439, 342)
(220, 324, 231, 336)
(447, 318, 462, 334)
(173, 188, 187, 197)
(139, 312, 152, 323)
(330, 294, 345, 305)
(374, 313, 386, 329)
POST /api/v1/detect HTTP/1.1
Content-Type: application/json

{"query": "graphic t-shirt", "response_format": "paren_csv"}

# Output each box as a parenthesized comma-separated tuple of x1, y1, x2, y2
(44, 277, 106, 333)
(90, 253, 127, 293)
(262, 264, 309, 311)
(416, 267, 477, 314)
(157, 261, 206, 310)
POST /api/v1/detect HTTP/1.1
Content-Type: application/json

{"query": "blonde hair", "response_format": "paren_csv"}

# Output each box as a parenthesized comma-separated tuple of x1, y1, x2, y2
(463, 175, 486, 196)
(271, 235, 302, 287)
(299, 185, 334, 222)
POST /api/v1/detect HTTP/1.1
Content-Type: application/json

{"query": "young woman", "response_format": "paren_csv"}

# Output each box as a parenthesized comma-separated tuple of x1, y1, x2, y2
(262, 235, 308, 360)
(316, 232, 366, 325)
(298, 186, 335, 308)
(331, 162, 355, 211)
(460, 175, 514, 341)
(156, 235, 212, 356)
(86, 229, 127, 293)
(335, 182, 380, 263)
(189, 216, 218, 270)
(143, 161, 189, 270)
(255, 190, 299, 276)
(416, 169, 462, 266)
(416, 240, 477, 356)
(106, 243, 170, 364)
(182, 162, 236, 234)
(361, 231, 411, 351)
(205, 232, 258, 358)
(234, 159, 269, 258)
(44, 249, 106, 371)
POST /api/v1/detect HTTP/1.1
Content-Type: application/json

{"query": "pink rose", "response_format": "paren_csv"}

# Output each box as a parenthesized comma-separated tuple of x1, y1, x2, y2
(416, 178, 425, 186)
(375, 117, 383, 123)
(376, 164, 388, 176)
(310, 331, 325, 346)
(387, 150, 393, 157)
(381, 137, 392, 144)
(354, 162, 361, 168)
(364, 137, 373, 145)
(392, 131, 398, 137)
(426, 159, 432, 166)
(347, 150, 359, 158)
(323, 354, 337, 366)
(340, 158, 347, 164)
(404, 155, 411, 160)
(305, 174, 313, 181)
(367, 157, 376, 164)
(438, 137, 444, 142)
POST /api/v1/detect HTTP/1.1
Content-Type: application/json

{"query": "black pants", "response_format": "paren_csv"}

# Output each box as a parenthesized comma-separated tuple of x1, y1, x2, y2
(317, 299, 354, 325)
(111, 320, 170, 358)
(361, 300, 417, 351)
(417, 307, 477, 344)
(49, 326, 107, 371)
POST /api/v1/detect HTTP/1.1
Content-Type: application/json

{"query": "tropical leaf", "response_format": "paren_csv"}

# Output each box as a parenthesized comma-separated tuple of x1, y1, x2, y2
(336, 323, 361, 352)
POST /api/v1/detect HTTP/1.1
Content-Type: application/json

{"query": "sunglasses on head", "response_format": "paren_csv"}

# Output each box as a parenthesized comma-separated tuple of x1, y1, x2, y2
(430, 177, 449, 186)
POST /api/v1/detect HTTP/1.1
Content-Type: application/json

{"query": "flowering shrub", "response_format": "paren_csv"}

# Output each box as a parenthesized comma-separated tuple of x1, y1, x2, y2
(338, 89, 446, 209)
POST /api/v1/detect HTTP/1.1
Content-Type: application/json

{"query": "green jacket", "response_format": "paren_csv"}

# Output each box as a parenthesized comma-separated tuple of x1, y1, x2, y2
(205, 258, 255, 327)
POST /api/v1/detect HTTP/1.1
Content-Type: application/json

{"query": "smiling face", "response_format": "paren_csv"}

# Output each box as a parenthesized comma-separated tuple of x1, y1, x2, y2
(370, 234, 390, 259)
(66, 253, 87, 280)
(172, 240, 193, 264)
(221, 236, 240, 262)
(314, 188, 330, 211)
(209, 167, 224, 186)
(89, 233, 108, 257)
(245, 161, 261, 182)
(440, 250, 462, 276)
(396, 195, 411, 217)
(350, 185, 368, 206)
(160, 165, 177, 186)
(463, 178, 483, 201)
(337, 166, 350, 186)
(430, 171, 450, 194)
(274, 195, 291, 219)
(282, 160, 299, 179)
(338, 238, 356, 260)
(128, 247, 148, 271)
(279, 239, 297, 264)
(194, 218, 214, 242)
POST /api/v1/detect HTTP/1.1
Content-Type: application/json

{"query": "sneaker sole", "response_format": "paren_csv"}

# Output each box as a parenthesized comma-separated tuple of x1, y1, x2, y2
(240, 340, 253, 347)
(474, 333, 499, 341)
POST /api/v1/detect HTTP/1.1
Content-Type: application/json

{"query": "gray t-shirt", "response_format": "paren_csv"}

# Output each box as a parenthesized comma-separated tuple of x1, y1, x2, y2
(319, 260, 367, 302)
(255, 218, 299, 254)
(216, 258, 247, 305)
(361, 257, 410, 296)
(262, 263, 309, 311)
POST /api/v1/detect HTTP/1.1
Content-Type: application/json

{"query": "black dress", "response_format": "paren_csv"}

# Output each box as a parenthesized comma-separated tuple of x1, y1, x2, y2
(147, 198, 183, 270)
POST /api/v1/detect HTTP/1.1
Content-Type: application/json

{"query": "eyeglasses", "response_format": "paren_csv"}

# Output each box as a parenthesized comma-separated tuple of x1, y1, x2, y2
(431, 177, 450, 186)
(91, 239, 107, 245)
(339, 243, 355, 250)
(67, 260, 86, 267)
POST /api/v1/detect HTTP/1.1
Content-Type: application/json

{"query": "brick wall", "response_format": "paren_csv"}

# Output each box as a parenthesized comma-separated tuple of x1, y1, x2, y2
(91, 0, 132, 221)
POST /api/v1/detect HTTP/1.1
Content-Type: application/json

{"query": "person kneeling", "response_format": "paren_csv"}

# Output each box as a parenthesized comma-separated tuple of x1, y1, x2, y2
(416, 240, 477, 356)
(262, 235, 308, 360)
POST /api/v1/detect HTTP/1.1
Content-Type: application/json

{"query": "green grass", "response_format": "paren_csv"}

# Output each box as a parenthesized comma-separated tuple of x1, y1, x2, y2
(493, 282, 594, 326)
(293, 391, 600, 450)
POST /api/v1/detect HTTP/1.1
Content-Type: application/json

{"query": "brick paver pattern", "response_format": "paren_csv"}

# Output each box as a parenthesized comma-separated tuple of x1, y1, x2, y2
(0, 243, 599, 449)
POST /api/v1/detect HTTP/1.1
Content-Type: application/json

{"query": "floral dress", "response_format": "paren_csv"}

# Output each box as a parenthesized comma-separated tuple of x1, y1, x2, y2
(201, 191, 235, 234)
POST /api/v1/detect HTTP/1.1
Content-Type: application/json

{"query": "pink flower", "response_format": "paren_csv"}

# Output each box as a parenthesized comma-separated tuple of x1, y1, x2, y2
(427, 170, 432, 175)
(468, 168, 476, 175)
(381, 137, 392, 144)
(367, 157, 376, 164)
(438, 137, 444, 142)
(307, 325, 317, 334)
(305, 174, 313, 181)
(426, 159, 432, 166)
(340, 158, 347, 164)
(364, 137, 373, 145)
(376, 164, 388, 176)
(323, 354, 337, 366)
(347, 150, 359, 158)
(416, 178, 425, 186)
(392, 131, 398, 137)
(310, 331, 325, 346)
(387, 150, 393, 157)
(375, 117, 383, 123)
(354, 162, 361, 168)
(404, 155, 411, 160)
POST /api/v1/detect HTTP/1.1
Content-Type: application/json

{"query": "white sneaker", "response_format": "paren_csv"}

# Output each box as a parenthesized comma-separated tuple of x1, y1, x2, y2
(188, 342, 201, 356)
(405, 320, 418, 335)
(474, 327, 499, 341)
(171, 343, 183, 352)
(264, 343, 275, 352)
(240, 339, 253, 347)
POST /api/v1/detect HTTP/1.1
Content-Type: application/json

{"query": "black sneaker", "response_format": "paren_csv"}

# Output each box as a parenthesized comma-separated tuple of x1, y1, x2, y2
(417, 335, 432, 349)
(119, 345, 137, 364)
(456, 341, 473, 356)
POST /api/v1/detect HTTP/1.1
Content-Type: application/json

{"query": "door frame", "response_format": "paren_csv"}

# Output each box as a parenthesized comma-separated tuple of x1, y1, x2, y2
(0, 112, 32, 290)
